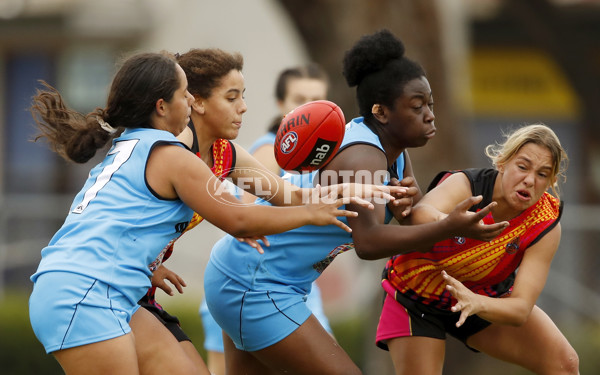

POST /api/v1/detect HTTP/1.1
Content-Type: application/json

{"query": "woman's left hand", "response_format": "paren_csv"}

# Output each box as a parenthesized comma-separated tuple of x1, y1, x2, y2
(442, 270, 482, 327)
(151, 265, 186, 296)
(386, 177, 419, 220)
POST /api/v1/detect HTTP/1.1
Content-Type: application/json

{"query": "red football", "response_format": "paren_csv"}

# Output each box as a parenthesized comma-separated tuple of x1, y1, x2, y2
(274, 100, 345, 172)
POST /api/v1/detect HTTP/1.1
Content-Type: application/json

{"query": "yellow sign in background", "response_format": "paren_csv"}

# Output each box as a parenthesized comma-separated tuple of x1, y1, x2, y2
(469, 48, 580, 118)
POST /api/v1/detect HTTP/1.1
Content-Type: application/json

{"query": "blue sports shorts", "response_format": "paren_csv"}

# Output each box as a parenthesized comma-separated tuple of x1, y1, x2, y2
(204, 262, 312, 352)
(29, 271, 138, 353)
(200, 281, 331, 353)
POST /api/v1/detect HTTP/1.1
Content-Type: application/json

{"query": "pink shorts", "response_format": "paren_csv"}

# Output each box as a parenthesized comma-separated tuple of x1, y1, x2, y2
(375, 280, 491, 351)
(375, 293, 412, 350)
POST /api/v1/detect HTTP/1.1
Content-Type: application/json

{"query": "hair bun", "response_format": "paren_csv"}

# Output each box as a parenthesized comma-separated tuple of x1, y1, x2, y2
(342, 29, 406, 87)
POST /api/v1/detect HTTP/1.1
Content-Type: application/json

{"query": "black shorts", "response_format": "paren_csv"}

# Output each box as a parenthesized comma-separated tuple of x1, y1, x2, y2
(377, 291, 491, 352)
(138, 298, 191, 343)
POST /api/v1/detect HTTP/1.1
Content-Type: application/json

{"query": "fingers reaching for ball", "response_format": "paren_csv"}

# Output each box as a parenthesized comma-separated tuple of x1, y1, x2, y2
(305, 189, 361, 233)
(316, 182, 408, 208)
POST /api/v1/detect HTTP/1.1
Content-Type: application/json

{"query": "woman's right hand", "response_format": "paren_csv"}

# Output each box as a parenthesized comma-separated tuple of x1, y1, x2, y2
(445, 196, 509, 241)
(306, 182, 413, 232)
(305, 189, 366, 232)
(315, 182, 407, 207)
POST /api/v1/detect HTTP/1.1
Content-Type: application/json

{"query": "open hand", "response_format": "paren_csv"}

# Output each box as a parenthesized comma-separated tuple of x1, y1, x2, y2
(442, 270, 480, 327)
(306, 189, 362, 232)
(151, 264, 186, 296)
(446, 196, 509, 241)
(316, 183, 408, 208)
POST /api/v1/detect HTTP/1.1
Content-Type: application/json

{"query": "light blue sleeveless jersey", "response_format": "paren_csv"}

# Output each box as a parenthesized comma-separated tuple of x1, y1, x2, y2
(248, 132, 277, 156)
(208, 117, 405, 293)
(31, 128, 194, 305)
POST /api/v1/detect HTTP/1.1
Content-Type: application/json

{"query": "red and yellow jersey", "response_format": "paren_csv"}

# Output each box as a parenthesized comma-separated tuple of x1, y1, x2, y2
(383, 168, 562, 310)
(179, 138, 236, 239)
(144, 138, 235, 307)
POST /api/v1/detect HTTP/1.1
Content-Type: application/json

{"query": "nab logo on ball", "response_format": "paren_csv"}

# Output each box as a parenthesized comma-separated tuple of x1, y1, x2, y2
(275, 100, 346, 172)
(303, 139, 336, 167)
(280, 131, 298, 154)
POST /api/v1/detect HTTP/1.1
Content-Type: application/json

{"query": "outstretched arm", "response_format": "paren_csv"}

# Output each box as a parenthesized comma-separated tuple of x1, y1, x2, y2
(409, 172, 509, 243)
(229, 142, 403, 207)
(146, 144, 361, 238)
(324, 145, 508, 260)
(250, 143, 281, 176)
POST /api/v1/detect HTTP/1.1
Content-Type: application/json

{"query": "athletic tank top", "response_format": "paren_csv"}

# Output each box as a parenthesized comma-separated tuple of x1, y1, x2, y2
(31, 128, 194, 305)
(143, 125, 236, 307)
(382, 168, 562, 310)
